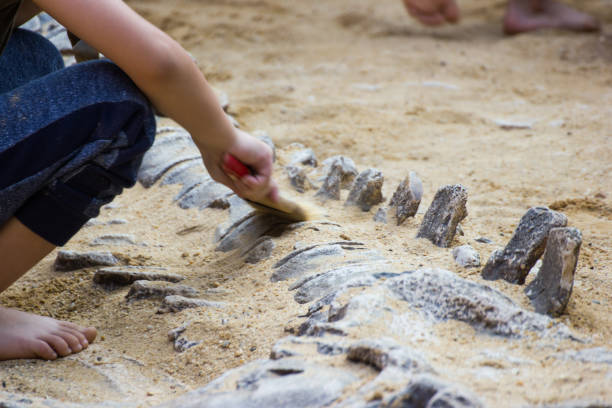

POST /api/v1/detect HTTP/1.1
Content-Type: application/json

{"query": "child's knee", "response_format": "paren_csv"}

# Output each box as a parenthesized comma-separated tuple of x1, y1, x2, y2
(9, 29, 63, 73)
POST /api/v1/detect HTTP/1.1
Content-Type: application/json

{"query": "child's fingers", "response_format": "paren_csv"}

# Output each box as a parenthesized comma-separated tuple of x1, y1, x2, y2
(443, 0, 460, 23)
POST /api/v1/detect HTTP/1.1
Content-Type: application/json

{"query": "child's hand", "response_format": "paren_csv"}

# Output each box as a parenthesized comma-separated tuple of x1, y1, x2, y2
(202, 129, 279, 203)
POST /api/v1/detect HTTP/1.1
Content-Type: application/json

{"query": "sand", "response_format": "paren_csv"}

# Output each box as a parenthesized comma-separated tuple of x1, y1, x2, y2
(1, 0, 611, 406)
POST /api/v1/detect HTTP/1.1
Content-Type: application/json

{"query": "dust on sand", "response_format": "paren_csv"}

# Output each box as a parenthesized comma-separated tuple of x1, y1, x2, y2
(1, 0, 611, 406)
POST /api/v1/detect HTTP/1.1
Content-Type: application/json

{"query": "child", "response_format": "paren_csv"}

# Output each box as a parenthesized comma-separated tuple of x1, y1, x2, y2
(0, 0, 278, 361)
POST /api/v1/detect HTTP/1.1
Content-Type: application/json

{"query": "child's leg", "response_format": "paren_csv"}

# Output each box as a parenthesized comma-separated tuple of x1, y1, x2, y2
(0, 28, 65, 94)
(0, 31, 156, 360)
(0, 217, 96, 360)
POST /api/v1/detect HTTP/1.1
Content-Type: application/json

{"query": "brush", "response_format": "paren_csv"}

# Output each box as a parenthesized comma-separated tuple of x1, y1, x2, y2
(222, 154, 312, 222)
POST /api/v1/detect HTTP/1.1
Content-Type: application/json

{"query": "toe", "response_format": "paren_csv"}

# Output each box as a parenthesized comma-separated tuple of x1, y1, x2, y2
(83, 327, 97, 344)
(31, 339, 58, 360)
(57, 329, 83, 353)
(61, 326, 88, 349)
(41, 334, 72, 357)
(60, 321, 97, 345)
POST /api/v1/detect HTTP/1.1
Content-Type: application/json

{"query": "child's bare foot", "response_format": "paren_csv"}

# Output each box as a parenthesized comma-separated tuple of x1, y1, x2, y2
(0, 306, 96, 360)
(504, 0, 600, 35)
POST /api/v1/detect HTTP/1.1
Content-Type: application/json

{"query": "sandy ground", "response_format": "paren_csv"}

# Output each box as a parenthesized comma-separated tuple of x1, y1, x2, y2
(1, 0, 611, 406)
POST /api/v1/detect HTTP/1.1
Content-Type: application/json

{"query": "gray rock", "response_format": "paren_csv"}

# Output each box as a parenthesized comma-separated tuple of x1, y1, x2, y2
(126, 280, 198, 301)
(159, 296, 224, 314)
(242, 236, 276, 264)
(177, 179, 233, 210)
(373, 208, 388, 224)
(481, 207, 568, 284)
(298, 288, 389, 337)
(93, 267, 184, 287)
(345, 169, 385, 211)
(452, 245, 481, 268)
(270, 336, 349, 360)
(427, 388, 484, 408)
(525, 227, 582, 316)
(160, 160, 208, 201)
(155, 360, 357, 408)
(347, 338, 432, 372)
(381, 375, 447, 408)
(316, 156, 359, 200)
(290, 148, 318, 167)
(389, 172, 423, 225)
(416, 185, 468, 248)
(214, 195, 256, 240)
(168, 323, 201, 352)
(0, 391, 135, 408)
(382, 375, 483, 408)
(285, 165, 314, 193)
(475, 237, 493, 244)
(271, 241, 368, 282)
(252, 130, 276, 162)
(524, 402, 612, 408)
(292, 260, 391, 304)
(108, 218, 128, 225)
(553, 347, 612, 365)
(138, 130, 201, 188)
(53, 250, 118, 271)
(215, 214, 288, 252)
(321, 156, 358, 189)
(90, 233, 137, 246)
(386, 268, 575, 339)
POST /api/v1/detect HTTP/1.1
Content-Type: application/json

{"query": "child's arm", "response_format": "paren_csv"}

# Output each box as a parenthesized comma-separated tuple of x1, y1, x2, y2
(15, 1, 41, 25)
(32, 0, 277, 202)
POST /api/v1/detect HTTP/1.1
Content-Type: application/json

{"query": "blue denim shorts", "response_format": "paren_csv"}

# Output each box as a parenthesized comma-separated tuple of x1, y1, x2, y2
(0, 29, 156, 246)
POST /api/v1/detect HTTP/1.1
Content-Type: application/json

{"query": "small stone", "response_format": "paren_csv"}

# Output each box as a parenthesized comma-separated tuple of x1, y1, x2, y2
(452, 245, 481, 268)
(285, 165, 314, 193)
(93, 267, 184, 286)
(321, 156, 358, 189)
(475, 237, 493, 244)
(345, 169, 385, 211)
(84, 219, 104, 227)
(316, 156, 359, 201)
(126, 280, 198, 301)
(54, 250, 119, 271)
(481, 207, 568, 284)
(373, 208, 388, 224)
(90, 233, 137, 246)
(168, 323, 201, 352)
(108, 218, 128, 225)
(389, 172, 423, 225)
(525, 227, 582, 316)
(158, 295, 225, 313)
(242, 236, 276, 264)
(316, 156, 358, 201)
(289, 148, 318, 167)
(347, 338, 432, 373)
(382, 374, 484, 408)
(416, 185, 468, 248)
